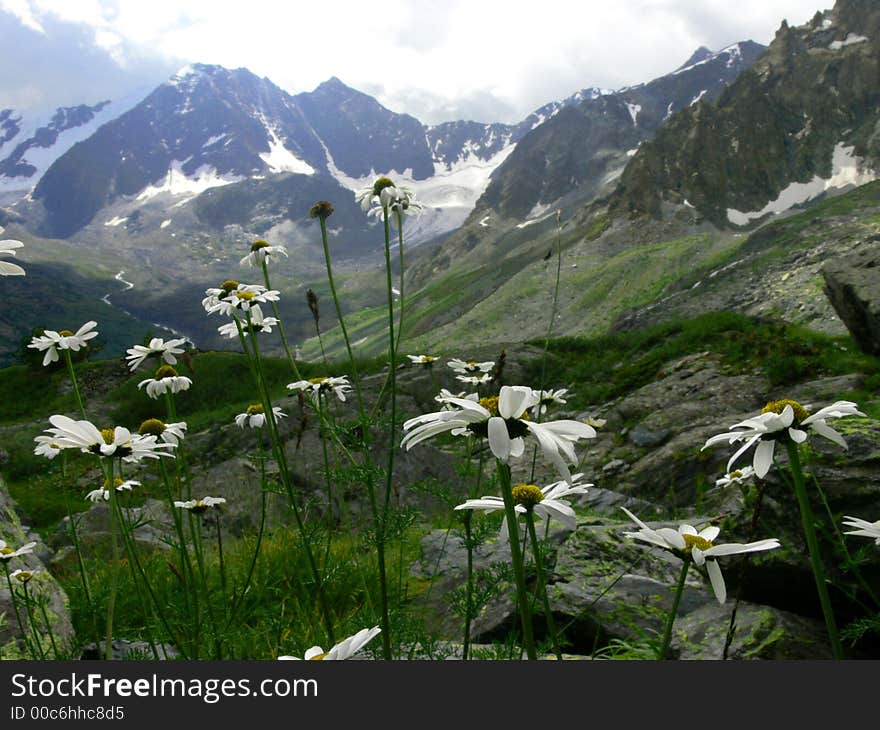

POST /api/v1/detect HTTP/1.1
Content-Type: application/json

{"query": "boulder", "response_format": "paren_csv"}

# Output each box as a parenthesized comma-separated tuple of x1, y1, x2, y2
(823, 241, 880, 355)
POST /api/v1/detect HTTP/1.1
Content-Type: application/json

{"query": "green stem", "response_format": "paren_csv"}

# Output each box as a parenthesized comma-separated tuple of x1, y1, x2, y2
(658, 556, 690, 660)
(394, 210, 405, 353)
(238, 313, 336, 644)
(21, 582, 46, 659)
(497, 461, 537, 660)
(317, 217, 364, 411)
(105, 460, 119, 661)
(260, 260, 306, 383)
(785, 441, 843, 659)
(525, 511, 562, 660)
(63, 349, 87, 419)
(462, 511, 474, 661)
(3, 563, 33, 658)
(36, 588, 61, 659)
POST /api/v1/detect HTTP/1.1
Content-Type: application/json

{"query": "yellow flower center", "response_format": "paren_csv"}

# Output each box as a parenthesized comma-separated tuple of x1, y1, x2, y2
(100, 428, 116, 445)
(156, 365, 178, 379)
(59, 329, 75, 337)
(308, 377, 327, 385)
(479, 397, 499, 416)
(250, 239, 270, 252)
(220, 280, 240, 293)
(13, 571, 33, 582)
(682, 534, 714, 552)
(139, 418, 166, 437)
(729, 470, 743, 479)
(235, 291, 256, 302)
(102, 477, 126, 489)
(308, 652, 329, 661)
(246, 404, 265, 416)
(762, 399, 809, 426)
(512, 484, 545, 509)
(0, 547, 12, 555)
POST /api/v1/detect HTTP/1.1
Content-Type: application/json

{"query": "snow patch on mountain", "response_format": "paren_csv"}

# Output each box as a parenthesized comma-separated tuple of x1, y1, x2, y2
(726, 143, 876, 225)
(259, 123, 315, 175)
(136, 161, 243, 201)
(829, 34, 868, 50)
(626, 103, 641, 125)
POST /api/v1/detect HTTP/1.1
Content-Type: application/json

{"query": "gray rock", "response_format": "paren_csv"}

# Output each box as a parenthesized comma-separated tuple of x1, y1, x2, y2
(822, 241, 880, 355)
(0, 475, 75, 658)
(628, 426, 671, 448)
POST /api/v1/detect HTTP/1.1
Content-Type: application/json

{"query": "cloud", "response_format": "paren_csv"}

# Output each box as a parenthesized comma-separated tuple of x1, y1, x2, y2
(1, 0, 826, 122)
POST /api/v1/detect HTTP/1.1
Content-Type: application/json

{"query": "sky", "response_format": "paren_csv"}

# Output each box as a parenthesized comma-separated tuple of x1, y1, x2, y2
(0, 0, 830, 124)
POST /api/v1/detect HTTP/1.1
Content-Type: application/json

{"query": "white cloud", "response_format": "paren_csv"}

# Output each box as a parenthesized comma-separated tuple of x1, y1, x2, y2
(1, 0, 827, 122)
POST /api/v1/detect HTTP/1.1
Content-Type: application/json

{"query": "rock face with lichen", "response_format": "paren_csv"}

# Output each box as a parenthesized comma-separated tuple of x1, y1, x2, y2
(822, 240, 880, 355)
(0, 475, 74, 658)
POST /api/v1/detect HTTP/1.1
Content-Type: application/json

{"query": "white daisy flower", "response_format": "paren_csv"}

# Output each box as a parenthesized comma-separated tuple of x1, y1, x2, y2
(33, 434, 63, 459)
(125, 337, 187, 372)
(86, 478, 140, 502)
(207, 284, 280, 317)
(138, 365, 193, 400)
(217, 304, 278, 338)
(235, 404, 286, 429)
(703, 399, 866, 478)
(138, 418, 187, 446)
(456, 373, 493, 386)
(621, 507, 781, 604)
(10, 569, 38, 583)
(174, 496, 226, 513)
(0, 539, 37, 562)
(434, 388, 476, 405)
(447, 358, 494, 375)
(532, 388, 569, 416)
(0, 228, 25, 276)
(36, 415, 175, 462)
(356, 176, 423, 221)
(202, 280, 242, 313)
(278, 626, 381, 661)
(402, 385, 597, 482)
(715, 466, 757, 488)
(842, 516, 880, 546)
(240, 239, 288, 268)
(455, 475, 591, 537)
(287, 375, 351, 402)
(407, 354, 439, 367)
(27, 321, 99, 366)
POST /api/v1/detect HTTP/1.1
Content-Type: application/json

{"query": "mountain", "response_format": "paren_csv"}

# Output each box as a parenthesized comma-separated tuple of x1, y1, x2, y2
(611, 0, 880, 227)
(468, 41, 766, 225)
(0, 99, 140, 204)
(18, 64, 617, 248)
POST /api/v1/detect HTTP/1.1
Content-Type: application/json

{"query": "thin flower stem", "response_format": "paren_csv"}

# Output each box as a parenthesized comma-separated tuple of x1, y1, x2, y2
(785, 441, 844, 659)
(64, 491, 99, 648)
(374, 206, 399, 660)
(809, 471, 880, 609)
(538, 213, 563, 395)
(63, 350, 88, 420)
(260, 260, 306, 383)
(3, 563, 33, 658)
(497, 461, 537, 660)
(105, 460, 119, 661)
(36, 590, 61, 659)
(462, 511, 474, 661)
(238, 313, 336, 644)
(317, 216, 364, 410)
(21, 582, 46, 659)
(525, 511, 563, 660)
(394, 210, 405, 353)
(215, 511, 227, 603)
(658, 556, 690, 660)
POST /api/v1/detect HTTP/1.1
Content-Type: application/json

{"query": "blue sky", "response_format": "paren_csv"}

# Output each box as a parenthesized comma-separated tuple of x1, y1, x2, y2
(1, 0, 829, 123)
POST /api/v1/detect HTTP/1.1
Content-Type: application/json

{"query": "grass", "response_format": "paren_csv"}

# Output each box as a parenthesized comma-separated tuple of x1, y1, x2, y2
(524, 311, 880, 411)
